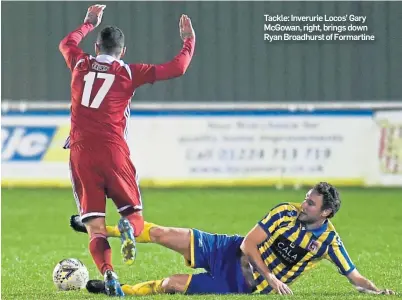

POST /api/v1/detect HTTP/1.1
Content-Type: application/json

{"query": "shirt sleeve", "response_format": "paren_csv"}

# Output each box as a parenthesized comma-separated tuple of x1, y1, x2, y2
(325, 235, 356, 276)
(258, 203, 297, 236)
(129, 37, 195, 89)
(59, 22, 94, 71)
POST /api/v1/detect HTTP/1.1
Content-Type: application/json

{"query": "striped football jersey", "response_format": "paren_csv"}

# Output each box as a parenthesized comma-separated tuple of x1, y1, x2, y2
(253, 202, 355, 294)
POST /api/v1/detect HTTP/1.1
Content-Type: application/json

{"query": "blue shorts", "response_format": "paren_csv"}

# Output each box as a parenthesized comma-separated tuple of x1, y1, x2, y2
(184, 229, 253, 295)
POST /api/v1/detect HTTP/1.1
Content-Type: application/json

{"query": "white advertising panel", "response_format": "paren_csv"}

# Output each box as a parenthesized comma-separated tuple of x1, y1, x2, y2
(1, 109, 376, 187)
(129, 112, 373, 186)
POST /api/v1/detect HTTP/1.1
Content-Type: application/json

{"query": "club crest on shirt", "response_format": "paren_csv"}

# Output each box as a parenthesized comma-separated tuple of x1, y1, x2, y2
(307, 240, 320, 252)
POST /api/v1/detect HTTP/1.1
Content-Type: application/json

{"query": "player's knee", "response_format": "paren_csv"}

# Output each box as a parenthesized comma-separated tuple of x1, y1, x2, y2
(161, 275, 188, 294)
(149, 226, 166, 243)
(150, 227, 191, 246)
(150, 226, 184, 244)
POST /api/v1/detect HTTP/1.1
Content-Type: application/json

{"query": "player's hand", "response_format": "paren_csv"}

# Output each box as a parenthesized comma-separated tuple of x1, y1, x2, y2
(84, 4, 106, 28)
(379, 289, 396, 295)
(179, 14, 195, 41)
(266, 273, 293, 295)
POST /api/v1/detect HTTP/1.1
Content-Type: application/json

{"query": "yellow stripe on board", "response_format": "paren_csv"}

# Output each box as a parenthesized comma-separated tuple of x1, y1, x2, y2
(1, 178, 364, 188)
(139, 178, 364, 187)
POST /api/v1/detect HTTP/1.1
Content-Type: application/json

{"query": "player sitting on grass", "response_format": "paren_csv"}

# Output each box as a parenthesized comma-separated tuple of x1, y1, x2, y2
(70, 182, 395, 296)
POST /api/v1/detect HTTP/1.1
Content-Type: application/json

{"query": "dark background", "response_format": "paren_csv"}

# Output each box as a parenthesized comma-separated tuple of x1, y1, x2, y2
(2, 1, 401, 102)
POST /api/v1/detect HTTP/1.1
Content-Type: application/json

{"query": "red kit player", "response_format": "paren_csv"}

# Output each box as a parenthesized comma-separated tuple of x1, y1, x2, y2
(59, 4, 195, 296)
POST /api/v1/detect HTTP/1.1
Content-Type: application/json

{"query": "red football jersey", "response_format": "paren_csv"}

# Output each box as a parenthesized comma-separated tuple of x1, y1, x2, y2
(59, 23, 195, 153)
(69, 54, 144, 153)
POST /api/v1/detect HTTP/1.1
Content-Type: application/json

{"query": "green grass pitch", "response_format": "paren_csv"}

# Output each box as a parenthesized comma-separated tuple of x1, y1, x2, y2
(2, 187, 402, 299)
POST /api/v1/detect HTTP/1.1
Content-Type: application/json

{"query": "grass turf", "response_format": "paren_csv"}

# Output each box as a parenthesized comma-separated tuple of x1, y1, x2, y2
(2, 187, 401, 299)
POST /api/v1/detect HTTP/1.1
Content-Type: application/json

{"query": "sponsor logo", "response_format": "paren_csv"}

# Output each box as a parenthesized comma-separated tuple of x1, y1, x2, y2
(1, 126, 57, 161)
(271, 235, 308, 267)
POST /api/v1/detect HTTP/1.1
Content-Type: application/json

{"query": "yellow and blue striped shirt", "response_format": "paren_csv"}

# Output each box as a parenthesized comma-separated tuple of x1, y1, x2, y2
(254, 202, 355, 294)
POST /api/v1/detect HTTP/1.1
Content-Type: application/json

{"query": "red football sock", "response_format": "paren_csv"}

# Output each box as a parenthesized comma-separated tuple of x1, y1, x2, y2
(89, 233, 113, 275)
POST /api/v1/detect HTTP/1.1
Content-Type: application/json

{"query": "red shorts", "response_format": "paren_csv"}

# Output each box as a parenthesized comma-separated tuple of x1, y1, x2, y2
(69, 142, 142, 221)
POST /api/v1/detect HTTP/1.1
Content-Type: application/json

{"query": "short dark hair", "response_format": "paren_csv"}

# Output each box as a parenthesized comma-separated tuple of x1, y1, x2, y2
(313, 182, 341, 218)
(97, 26, 125, 55)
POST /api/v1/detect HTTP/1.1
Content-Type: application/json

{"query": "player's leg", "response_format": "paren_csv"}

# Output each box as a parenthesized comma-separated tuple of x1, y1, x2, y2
(81, 222, 250, 295)
(121, 274, 192, 295)
(87, 273, 236, 295)
(119, 209, 145, 265)
(69, 148, 124, 297)
(176, 229, 252, 294)
(70, 215, 193, 262)
(83, 216, 109, 273)
(115, 212, 195, 265)
(70, 215, 237, 268)
(70, 214, 149, 242)
(102, 147, 145, 265)
(86, 274, 189, 295)
(69, 154, 111, 275)
(148, 225, 192, 262)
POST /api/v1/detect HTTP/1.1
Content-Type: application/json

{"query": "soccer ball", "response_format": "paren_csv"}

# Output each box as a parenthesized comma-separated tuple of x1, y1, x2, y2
(52, 258, 89, 291)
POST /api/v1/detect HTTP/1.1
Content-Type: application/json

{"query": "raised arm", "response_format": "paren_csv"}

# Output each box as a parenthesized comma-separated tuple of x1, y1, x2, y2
(130, 14, 196, 88)
(154, 36, 195, 81)
(59, 4, 106, 71)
